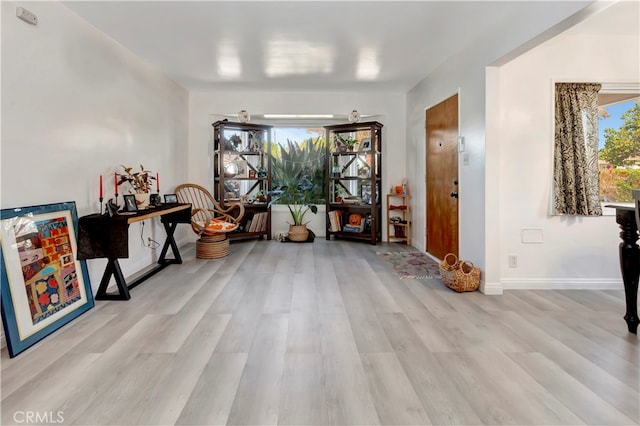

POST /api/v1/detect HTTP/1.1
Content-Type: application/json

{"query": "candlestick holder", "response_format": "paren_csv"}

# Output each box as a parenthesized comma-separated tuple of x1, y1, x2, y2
(99, 197, 104, 215)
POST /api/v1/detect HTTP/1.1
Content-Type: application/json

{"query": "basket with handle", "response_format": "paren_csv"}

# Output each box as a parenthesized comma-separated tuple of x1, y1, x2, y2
(449, 260, 480, 292)
(438, 253, 459, 288)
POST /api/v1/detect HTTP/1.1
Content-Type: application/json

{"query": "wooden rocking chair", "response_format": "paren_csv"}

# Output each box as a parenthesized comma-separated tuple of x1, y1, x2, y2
(175, 183, 244, 259)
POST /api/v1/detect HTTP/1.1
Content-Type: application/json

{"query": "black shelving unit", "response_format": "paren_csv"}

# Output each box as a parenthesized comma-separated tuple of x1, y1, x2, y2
(213, 120, 272, 240)
(325, 121, 383, 245)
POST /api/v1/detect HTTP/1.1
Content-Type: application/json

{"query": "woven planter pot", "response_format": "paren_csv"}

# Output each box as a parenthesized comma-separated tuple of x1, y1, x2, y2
(288, 224, 309, 242)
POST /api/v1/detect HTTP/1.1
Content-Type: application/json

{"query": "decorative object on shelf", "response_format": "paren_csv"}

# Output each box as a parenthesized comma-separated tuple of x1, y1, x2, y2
(106, 198, 120, 217)
(359, 137, 371, 151)
(123, 194, 138, 212)
(98, 174, 104, 214)
(348, 109, 361, 123)
(224, 161, 238, 178)
(116, 165, 155, 209)
(235, 160, 248, 178)
(238, 110, 250, 123)
(336, 134, 358, 151)
(134, 193, 150, 209)
(149, 194, 162, 206)
(361, 184, 372, 204)
(0, 201, 94, 357)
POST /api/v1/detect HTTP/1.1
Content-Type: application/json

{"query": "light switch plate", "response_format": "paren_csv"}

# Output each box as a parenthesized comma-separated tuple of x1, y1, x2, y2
(17, 7, 38, 25)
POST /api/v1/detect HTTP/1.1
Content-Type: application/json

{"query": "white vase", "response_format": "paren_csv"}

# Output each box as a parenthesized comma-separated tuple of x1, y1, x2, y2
(134, 193, 150, 209)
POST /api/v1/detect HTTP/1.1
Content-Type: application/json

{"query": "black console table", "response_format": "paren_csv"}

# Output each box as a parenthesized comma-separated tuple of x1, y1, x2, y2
(607, 204, 639, 333)
(78, 203, 191, 300)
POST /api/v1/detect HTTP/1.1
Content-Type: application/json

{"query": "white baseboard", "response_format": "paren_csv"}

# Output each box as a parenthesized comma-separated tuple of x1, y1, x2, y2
(480, 281, 504, 295)
(501, 278, 623, 290)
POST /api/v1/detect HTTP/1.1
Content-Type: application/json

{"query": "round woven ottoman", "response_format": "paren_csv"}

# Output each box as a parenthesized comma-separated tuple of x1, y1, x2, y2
(196, 233, 229, 259)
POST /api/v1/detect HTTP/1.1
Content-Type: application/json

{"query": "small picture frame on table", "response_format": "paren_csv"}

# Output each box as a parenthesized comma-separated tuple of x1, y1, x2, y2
(149, 194, 162, 206)
(164, 194, 178, 203)
(123, 194, 138, 212)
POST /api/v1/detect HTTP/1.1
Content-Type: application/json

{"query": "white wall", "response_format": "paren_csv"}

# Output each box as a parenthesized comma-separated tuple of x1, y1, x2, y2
(188, 90, 406, 240)
(406, 1, 608, 294)
(1, 1, 190, 291)
(491, 32, 639, 290)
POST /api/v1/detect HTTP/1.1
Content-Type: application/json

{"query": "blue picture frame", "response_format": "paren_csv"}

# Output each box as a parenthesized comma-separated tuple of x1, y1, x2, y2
(0, 201, 94, 357)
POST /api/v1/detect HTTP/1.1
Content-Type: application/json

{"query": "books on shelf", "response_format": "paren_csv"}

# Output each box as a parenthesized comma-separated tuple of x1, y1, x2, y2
(248, 212, 268, 233)
(328, 210, 343, 232)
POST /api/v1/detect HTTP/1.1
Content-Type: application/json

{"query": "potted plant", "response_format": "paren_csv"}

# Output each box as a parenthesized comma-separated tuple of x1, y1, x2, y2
(336, 134, 358, 151)
(117, 164, 156, 208)
(270, 176, 318, 242)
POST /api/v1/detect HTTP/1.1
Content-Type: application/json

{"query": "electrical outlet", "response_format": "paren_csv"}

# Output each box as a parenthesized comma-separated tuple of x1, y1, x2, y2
(508, 255, 518, 268)
(16, 7, 38, 25)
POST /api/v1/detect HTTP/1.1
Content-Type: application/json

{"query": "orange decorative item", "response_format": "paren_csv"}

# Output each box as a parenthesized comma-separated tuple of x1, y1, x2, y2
(349, 213, 362, 226)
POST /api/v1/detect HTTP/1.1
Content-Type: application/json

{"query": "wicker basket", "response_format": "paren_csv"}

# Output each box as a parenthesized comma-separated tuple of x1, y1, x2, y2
(450, 261, 480, 292)
(439, 254, 480, 292)
(438, 253, 459, 289)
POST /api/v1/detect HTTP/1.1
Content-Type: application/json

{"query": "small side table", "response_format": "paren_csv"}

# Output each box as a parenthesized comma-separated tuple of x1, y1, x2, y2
(387, 193, 410, 245)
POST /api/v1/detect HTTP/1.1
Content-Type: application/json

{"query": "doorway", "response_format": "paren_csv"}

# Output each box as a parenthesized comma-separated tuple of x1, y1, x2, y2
(425, 94, 459, 260)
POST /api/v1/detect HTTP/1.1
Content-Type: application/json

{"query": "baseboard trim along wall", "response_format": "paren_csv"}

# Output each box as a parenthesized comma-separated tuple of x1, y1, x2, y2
(501, 278, 623, 290)
(480, 281, 504, 295)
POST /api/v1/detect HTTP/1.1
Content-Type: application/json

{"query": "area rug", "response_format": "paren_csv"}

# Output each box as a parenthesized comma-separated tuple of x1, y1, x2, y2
(377, 251, 440, 280)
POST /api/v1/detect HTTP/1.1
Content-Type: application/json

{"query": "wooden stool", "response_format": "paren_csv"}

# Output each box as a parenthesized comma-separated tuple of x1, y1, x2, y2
(196, 233, 229, 259)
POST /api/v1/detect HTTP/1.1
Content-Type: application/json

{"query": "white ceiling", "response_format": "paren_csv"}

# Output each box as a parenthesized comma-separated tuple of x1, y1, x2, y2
(61, 0, 627, 92)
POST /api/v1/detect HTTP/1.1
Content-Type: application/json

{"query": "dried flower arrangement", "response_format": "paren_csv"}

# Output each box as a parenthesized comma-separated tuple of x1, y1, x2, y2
(117, 164, 155, 194)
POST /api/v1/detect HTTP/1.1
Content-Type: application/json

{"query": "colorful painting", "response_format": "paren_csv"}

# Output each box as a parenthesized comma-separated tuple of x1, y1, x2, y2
(1, 202, 94, 357)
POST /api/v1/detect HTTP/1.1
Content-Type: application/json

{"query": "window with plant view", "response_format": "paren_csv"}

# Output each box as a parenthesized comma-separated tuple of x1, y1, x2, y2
(599, 97, 640, 203)
(271, 127, 326, 204)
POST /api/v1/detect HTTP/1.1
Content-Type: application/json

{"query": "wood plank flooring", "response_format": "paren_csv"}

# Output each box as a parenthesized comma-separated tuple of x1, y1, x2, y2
(2, 239, 638, 425)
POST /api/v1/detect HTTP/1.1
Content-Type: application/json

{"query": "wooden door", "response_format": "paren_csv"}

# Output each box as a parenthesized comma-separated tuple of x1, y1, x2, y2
(426, 94, 459, 260)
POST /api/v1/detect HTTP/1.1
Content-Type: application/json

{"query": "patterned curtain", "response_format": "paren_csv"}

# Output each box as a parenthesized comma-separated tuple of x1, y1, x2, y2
(554, 83, 602, 215)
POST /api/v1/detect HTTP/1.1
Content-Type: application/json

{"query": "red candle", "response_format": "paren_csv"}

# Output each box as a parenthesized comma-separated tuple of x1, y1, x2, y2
(99, 175, 103, 198)
(114, 171, 118, 196)
(156, 172, 160, 192)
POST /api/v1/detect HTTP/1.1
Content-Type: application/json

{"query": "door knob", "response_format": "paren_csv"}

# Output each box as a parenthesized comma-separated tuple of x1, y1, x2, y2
(450, 192, 458, 198)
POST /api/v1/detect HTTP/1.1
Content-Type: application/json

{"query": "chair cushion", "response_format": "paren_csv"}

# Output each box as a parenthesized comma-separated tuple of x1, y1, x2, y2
(195, 219, 238, 233)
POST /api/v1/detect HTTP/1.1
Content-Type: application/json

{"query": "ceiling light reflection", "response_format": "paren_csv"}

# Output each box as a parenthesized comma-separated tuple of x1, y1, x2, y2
(218, 41, 241, 79)
(265, 39, 334, 77)
(356, 47, 380, 80)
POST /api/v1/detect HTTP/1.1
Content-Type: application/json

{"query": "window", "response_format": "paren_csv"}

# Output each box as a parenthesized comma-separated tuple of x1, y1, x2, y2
(598, 96, 640, 203)
(271, 127, 326, 204)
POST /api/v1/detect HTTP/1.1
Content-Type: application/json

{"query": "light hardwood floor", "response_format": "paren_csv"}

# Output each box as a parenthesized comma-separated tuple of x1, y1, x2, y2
(2, 239, 638, 425)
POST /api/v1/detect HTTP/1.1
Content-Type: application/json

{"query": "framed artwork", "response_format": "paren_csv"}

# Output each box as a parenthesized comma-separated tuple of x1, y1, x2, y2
(123, 194, 138, 212)
(235, 160, 248, 178)
(149, 194, 162, 206)
(361, 184, 372, 204)
(359, 138, 371, 151)
(164, 193, 178, 203)
(0, 201, 94, 357)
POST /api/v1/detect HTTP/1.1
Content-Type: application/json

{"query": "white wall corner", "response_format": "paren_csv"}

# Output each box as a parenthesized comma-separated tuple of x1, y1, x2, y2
(480, 280, 504, 295)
